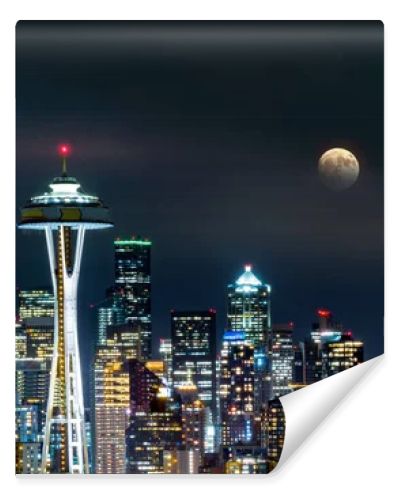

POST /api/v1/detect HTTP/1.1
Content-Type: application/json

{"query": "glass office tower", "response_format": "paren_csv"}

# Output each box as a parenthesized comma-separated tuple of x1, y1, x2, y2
(114, 238, 152, 359)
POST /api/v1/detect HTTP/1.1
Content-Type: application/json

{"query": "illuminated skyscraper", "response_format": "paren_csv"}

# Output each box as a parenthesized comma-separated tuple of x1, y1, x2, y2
(219, 331, 255, 447)
(302, 309, 344, 385)
(292, 343, 307, 390)
(322, 331, 364, 377)
(93, 321, 141, 473)
(18, 288, 54, 320)
(171, 310, 217, 413)
(114, 238, 152, 359)
(226, 266, 271, 429)
(125, 363, 182, 473)
(94, 346, 130, 474)
(177, 384, 207, 459)
(18, 145, 112, 473)
(271, 323, 294, 398)
(227, 265, 271, 348)
(17, 288, 55, 361)
(15, 358, 51, 473)
(96, 286, 125, 346)
(15, 289, 55, 473)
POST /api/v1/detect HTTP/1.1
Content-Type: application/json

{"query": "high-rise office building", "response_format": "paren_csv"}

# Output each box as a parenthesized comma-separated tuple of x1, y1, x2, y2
(18, 289, 54, 320)
(15, 359, 50, 473)
(322, 331, 364, 377)
(171, 310, 217, 414)
(253, 347, 270, 412)
(97, 287, 125, 346)
(105, 322, 142, 360)
(311, 309, 343, 344)
(292, 343, 307, 390)
(19, 146, 112, 473)
(219, 331, 255, 447)
(125, 359, 163, 413)
(17, 288, 55, 361)
(227, 265, 271, 348)
(93, 321, 141, 474)
(301, 309, 343, 385)
(94, 345, 130, 474)
(177, 384, 207, 459)
(271, 323, 294, 398)
(15, 290, 55, 474)
(114, 238, 152, 359)
(125, 371, 182, 474)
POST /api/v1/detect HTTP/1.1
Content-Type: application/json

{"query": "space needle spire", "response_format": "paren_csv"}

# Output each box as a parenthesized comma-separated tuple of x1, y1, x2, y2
(18, 144, 113, 473)
(58, 143, 70, 176)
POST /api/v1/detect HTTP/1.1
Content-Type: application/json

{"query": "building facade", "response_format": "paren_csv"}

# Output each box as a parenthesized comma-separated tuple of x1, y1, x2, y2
(15, 288, 55, 474)
(271, 323, 294, 398)
(171, 310, 217, 414)
(94, 345, 130, 474)
(227, 265, 271, 348)
(219, 331, 255, 447)
(322, 331, 364, 377)
(114, 238, 152, 359)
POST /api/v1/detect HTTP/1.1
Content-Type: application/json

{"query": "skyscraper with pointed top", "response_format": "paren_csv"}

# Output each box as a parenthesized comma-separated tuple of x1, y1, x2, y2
(18, 145, 112, 473)
(227, 265, 271, 348)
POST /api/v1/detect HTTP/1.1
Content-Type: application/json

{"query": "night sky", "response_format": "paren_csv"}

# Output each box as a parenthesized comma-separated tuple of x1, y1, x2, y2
(16, 22, 384, 395)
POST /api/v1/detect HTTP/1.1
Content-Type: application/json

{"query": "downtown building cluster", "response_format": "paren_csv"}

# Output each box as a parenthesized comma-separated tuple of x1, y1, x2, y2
(16, 246, 364, 474)
(16, 157, 364, 474)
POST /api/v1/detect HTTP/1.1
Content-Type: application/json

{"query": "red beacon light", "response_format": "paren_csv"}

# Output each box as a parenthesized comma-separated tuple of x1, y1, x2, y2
(317, 308, 331, 318)
(58, 143, 71, 157)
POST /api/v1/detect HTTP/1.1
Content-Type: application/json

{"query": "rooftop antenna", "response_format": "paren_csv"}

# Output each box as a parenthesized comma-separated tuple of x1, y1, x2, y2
(58, 144, 71, 176)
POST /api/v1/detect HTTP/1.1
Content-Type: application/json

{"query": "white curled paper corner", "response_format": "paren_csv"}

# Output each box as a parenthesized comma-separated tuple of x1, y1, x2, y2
(274, 355, 383, 472)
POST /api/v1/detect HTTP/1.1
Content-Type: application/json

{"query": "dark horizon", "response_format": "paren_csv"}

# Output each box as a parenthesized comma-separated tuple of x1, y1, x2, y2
(16, 21, 384, 397)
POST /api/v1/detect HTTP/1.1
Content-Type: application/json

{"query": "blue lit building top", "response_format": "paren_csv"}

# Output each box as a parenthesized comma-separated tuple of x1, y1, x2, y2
(234, 265, 271, 293)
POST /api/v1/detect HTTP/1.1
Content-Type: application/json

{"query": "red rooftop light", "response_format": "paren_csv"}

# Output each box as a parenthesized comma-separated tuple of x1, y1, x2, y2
(317, 309, 331, 318)
(58, 143, 71, 157)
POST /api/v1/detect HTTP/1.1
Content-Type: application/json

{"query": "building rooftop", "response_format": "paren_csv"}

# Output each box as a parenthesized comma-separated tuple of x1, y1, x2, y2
(233, 265, 271, 293)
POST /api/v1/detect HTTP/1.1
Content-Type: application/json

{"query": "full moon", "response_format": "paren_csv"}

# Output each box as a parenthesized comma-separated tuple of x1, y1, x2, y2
(318, 148, 359, 191)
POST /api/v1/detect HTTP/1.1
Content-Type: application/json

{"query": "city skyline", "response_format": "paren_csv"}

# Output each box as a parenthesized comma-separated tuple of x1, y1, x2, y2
(15, 162, 366, 472)
(15, 21, 383, 474)
(16, 22, 383, 371)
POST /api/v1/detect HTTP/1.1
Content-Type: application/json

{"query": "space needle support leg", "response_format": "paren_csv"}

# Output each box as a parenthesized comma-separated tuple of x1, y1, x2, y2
(64, 226, 89, 473)
(41, 227, 58, 473)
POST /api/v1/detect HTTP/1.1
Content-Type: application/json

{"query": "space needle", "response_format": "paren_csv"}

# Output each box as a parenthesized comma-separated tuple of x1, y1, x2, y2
(18, 145, 113, 473)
